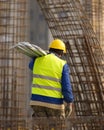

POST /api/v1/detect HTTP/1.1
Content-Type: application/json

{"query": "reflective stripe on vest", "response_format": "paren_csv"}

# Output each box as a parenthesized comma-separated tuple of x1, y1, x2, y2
(32, 54, 66, 98)
(33, 74, 61, 83)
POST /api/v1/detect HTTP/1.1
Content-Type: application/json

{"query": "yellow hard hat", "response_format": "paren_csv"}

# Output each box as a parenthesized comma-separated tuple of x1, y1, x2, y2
(49, 39, 66, 53)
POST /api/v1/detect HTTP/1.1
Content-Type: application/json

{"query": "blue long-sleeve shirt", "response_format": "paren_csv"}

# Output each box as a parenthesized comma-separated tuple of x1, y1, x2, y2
(29, 57, 74, 103)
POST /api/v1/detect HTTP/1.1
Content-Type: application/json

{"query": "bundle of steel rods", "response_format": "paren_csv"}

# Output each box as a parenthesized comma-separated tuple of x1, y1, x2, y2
(10, 42, 47, 57)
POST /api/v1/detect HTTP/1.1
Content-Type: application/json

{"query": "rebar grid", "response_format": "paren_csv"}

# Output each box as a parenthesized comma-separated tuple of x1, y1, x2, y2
(36, 0, 104, 129)
(69, 116, 104, 130)
(32, 117, 67, 130)
(0, 0, 28, 129)
(84, 0, 104, 50)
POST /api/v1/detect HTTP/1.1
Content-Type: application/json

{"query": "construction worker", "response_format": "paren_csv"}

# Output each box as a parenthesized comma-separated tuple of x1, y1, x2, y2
(29, 39, 74, 118)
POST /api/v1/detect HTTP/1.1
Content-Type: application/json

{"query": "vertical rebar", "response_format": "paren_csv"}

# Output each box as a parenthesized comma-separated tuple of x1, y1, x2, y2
(0, 0, 29, 129)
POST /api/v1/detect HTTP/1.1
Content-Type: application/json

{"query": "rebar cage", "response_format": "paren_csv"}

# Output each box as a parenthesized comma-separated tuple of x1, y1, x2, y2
(0, 0, 104, 130)
(0, 0, 29, 129)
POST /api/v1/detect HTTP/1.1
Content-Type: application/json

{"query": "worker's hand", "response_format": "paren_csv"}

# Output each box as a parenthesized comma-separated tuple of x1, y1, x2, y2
(65, 103, 73, 118)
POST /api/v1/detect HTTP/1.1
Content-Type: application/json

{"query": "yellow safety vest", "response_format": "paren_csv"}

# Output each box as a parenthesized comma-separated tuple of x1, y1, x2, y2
(32, 53, 66, 101)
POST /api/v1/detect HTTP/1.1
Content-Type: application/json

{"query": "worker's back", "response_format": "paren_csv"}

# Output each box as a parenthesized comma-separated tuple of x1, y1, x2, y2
(33, 53, 66, 79)
(30, 53, 66, 112)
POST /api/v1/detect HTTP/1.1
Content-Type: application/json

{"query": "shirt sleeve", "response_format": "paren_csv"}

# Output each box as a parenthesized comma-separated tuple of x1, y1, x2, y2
(62, 63, 74, 103)
(28, 57, 36, 70)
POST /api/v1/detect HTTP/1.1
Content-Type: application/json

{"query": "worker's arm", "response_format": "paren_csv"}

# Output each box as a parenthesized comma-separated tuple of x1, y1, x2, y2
(62, 64, 74, 117)
(28, 57, 36, 70)
(62, 64, 74, 102)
